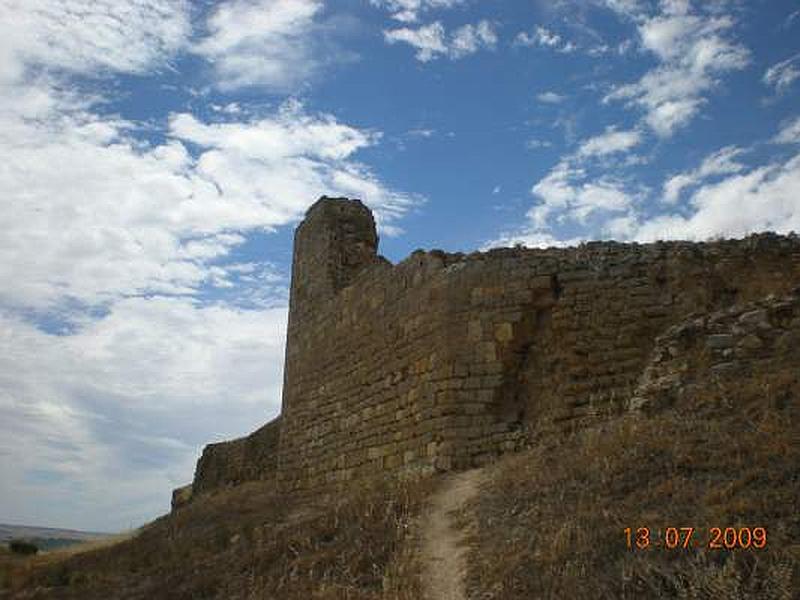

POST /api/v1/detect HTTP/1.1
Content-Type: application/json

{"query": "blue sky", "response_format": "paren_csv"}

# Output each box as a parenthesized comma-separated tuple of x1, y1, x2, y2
(0, 0, 798, 532)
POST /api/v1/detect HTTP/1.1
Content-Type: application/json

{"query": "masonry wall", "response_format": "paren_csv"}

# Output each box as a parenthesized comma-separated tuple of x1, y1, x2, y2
(193, 417, 281, 494)
(630, 290, 800, 414)
(275, 198, 800, 495)
(177, 197, 800, 504)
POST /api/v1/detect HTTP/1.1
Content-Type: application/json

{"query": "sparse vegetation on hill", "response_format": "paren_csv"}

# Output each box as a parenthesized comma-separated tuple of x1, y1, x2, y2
(465, 368, 799, 599)
(7, 543, 37, 557)
(0, 478, 432, 599)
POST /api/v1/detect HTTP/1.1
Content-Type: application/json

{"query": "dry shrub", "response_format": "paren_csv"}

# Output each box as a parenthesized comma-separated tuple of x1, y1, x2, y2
(466, 367, 799, 599)
(2, 476, 433, 600)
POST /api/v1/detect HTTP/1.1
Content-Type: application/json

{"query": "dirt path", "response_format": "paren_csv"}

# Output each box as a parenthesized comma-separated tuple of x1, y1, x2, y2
(420, 468, 485, 600)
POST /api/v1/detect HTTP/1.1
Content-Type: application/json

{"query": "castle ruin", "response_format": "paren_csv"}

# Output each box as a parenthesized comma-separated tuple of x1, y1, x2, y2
(173, 196, 800, 509)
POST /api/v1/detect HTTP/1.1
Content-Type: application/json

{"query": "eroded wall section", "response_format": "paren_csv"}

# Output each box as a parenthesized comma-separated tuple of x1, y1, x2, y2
(192, 417, 281, 494)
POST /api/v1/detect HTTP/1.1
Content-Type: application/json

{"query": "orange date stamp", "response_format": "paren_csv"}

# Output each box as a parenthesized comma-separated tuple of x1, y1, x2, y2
(624, 527, 767, 550)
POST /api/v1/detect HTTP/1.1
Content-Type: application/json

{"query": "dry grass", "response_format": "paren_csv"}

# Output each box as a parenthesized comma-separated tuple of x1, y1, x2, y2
(0, 477, 433, 600)
(0, 532, 134, 597)
(44, 531, 137, 559)
(466, 368, 799, 599)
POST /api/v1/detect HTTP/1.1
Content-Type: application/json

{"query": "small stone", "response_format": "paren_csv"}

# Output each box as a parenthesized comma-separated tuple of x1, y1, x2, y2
(467, 319, 482, 342)
(710, 361, 739, 377)
(776, 330, 800, 354)
(494, 322, 514, 343)
(738, 309, 770, 330)
(706, 334, 735, 349)
(738, 334, 763, 350)
(628, 395, 648, 411)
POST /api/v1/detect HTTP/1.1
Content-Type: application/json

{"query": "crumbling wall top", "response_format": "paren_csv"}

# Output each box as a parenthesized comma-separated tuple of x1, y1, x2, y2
(289, 197, 382, 316)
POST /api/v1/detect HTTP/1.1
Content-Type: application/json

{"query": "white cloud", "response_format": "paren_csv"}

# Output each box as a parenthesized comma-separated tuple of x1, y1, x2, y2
(483, 229, 584, 250)
(571, 182, 633, 220)
(600, 0, 644, 19)
(763, 53, 800, 94)
(0, 0, 189, 83)
(577, 127, 642, 158)
(406, 128, 435, 138)
(527, 161, 635, 229)
(384, 22, 447, 61)
(661, 0, 691, 16)
(662, 145, 744, 203)
(169, 105, 376, 162)
(503, 118, 800, 249)
(635, 152, 800, 241)
(526, 138, 553, 150)
(604, 213, 639, 238)
(496, 148, 800, 250)
(450, 21, 498, 58)
(515, 26, 576, 53)
(500, 125, 642, 239)
(384, 20, 496, 62)
(370, 0, 467, 23)
(0, 299, 287, 531)
(517, 26, 561, 48)
(0, 97, 415, 311)
(774, 116, 800, 145)
(537, 91, 566, 104)
(606, 7, 749, 136)
(192, 0, 327, 91)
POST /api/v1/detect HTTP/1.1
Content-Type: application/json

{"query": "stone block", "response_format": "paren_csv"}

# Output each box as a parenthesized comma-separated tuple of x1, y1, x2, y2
(706, 334, 735, 349)
(494, 322, 514, 343)
(738, 309, 770, 330)
(171, 484, 193, 511)
(467, 319, 483, 341)
(737, 334, 763, 351)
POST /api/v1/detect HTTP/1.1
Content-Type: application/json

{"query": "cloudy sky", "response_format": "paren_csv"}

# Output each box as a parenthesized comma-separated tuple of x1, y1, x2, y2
(0, 0, 798, 532)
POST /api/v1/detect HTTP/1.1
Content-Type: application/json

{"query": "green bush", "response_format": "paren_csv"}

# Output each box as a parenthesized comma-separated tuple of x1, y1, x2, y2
(9, 540, 39, 556)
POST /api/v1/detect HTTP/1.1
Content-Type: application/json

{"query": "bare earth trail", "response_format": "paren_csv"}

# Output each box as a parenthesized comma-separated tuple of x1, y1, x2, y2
(420, 468, 485, 600)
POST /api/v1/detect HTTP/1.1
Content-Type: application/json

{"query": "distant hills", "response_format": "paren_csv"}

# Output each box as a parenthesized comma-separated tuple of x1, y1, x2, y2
(0, 523, 112, 551)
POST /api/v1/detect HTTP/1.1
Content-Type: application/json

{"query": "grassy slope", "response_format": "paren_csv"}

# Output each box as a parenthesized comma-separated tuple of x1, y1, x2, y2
(466, 368, 799, 599)
(1, 478, 432, 600)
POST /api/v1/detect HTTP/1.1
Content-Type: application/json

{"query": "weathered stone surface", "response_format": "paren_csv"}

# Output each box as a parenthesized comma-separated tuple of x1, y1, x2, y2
(738, 309, 770, 330)
(191, 417, 281, 496)
(629, 292, 800, 415)
(738, 333, 764, 350)
(710, 361, 740, 377)
(706, 334, 735, 349)
(171, 484, 193, 511)
(175, 197, 800, 508)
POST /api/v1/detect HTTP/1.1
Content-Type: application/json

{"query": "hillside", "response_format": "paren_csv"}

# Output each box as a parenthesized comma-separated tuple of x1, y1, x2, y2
(0, 477, 431, 599)
(2, 292, 797, 599)
(465, 291, 800, 598)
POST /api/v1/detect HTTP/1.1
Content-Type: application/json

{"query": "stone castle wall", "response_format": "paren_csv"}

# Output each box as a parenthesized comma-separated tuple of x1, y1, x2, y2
(630, 291, 800, 414)
(192, 417, 281, 494)
(183, 197, 800, 503)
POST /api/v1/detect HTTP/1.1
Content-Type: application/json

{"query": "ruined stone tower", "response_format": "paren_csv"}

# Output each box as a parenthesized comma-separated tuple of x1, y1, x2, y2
(287, 197, 382, 321)
(175, 196, 800, 509)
